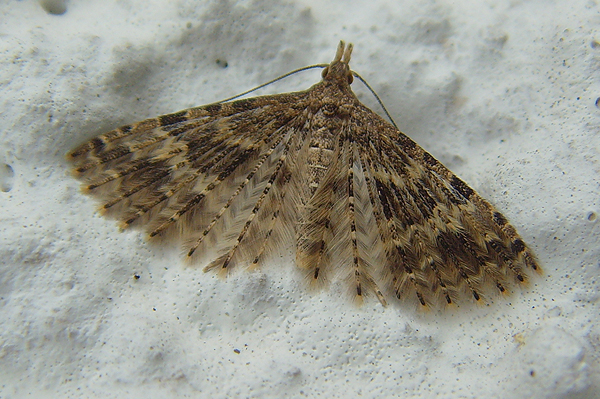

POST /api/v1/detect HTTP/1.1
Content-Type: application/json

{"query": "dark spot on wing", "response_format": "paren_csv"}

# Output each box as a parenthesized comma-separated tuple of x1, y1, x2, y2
(90, 137, 105, 152)
(493, 212, 508, 226)
(101, 146, 131, 163)
(422, 151, 438, 167)
(450, 176, 474, 200)
(159, 111, 188, 127)
(204, 103, 222, 113)
(398, 133, 416, 151)
(511, 238, 526, 254)
(231, 98, 256, 112)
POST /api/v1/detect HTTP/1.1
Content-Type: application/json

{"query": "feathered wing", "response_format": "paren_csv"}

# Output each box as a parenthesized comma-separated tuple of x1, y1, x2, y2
(68, 39, 540, 308)
(67, 90, 539, 308)
(352, 104, 540, 306)
(67, 92, 314, 273)
(295, 111, 387, 305)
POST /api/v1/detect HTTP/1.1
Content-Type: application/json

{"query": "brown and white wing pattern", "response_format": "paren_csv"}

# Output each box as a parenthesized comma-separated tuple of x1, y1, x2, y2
(68, 41, 540, 308)
(351, 103, 540, 306)
(68, 92, 314, 273)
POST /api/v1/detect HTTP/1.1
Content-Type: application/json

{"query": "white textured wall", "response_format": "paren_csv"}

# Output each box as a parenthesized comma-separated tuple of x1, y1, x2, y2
(1, 0, 599, 397)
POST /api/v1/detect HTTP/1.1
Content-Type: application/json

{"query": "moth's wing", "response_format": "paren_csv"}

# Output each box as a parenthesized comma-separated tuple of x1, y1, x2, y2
(295, 115, 388, 305)
(67, 92, 312, 269)
(353, 105, 540, 307)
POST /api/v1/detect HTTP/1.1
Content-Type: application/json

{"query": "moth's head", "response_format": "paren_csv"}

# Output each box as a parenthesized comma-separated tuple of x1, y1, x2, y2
(321, 41, 354, 86)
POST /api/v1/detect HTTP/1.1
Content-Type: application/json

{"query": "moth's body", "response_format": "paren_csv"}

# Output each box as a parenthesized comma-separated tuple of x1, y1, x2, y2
(68, 41, 539, 308)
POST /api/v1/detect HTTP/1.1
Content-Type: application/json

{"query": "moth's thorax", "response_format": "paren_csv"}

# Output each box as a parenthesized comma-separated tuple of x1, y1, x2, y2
(309, 63, 358, 118)
(307, 82, 357, 124)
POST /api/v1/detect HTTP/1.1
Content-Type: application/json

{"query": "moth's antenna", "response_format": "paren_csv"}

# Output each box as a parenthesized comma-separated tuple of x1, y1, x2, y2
(352, 71, 399, 130)
(217, 64, 328, 104)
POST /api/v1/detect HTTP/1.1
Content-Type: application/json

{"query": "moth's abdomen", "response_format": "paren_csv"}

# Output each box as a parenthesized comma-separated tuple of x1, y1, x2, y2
(306, 126, 336, 196)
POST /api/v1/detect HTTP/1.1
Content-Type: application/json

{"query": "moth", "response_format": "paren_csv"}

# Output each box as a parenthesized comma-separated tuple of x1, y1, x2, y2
(67, 41, 540, 307)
